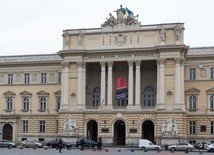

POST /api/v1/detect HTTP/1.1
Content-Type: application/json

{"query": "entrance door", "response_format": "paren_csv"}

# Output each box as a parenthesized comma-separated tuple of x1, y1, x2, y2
(87, 120, 98, 142)
(3, 124, 13, 140)
(114, 120, 126, 145)
(142, 120, 155, 143)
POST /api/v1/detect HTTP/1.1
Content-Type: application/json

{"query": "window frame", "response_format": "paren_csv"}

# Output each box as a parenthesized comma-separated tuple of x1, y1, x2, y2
(39, 121, 45, 133)
(22, 120, 28, 132)
(189, 121, 196, 134)
(189, 68, 196, 80)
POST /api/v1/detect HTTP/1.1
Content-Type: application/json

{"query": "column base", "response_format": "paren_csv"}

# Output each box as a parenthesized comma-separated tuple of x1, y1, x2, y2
(173, 103, 185, 110)
(157, 103, 166, 110)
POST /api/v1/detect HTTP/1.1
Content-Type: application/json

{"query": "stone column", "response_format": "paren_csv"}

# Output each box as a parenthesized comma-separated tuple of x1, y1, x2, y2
(135, 60, 141, 108)
(174, 58, 181, 110)
(100, 61, 106, 107)
(60, 62, 69, 111)
(82, 62, 86, 109)
(127, 60, 134, 108)
(77, 62, 83, 109)
(180, 58, 185, 110)
(157, 58, 165, 110)
(107, 61, 113, 107)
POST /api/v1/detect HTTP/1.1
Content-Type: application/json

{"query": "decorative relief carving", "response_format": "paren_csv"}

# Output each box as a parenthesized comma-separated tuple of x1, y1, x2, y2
(49, 73, 55, 82)
(15, 74, 21, 83)
(114, 34, 127, 46)
(174, 24, 182, 41)
(64, 33, 70, 50)
(199, 68, 207, 79)
(78, 32, 83, 47)
(161, 116, 179, 136)
(0, 75, 5, 83)
(32, 73, 38, 82)
(159, 26, 166, 42)
(63, 115, 78, 135)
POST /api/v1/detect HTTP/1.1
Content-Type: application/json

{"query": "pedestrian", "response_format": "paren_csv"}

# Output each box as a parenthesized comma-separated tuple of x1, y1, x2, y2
(97, 137, 102, 151)
(58, 139, 63, 153)
(80, 138, 85, 150)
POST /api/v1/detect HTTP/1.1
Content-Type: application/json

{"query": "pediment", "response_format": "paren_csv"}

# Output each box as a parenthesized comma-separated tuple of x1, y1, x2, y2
(37, 90, 49, 96)
(20, 91, 32, 96)
(185, 88, 200, 95)
(3, 91, 15, 96)
(54, 90, 61, 96)
(206, 87, 214, 94)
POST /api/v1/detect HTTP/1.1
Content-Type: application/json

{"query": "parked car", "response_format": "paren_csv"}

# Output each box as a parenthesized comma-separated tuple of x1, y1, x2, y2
(0, 140, 16, 148)
(206, 143, 214, 152)
(46, 140, 72, 148)
(138, 139, 161, 151)
(168, 142, 194, 152)
(75, 138, 97, 148)
(194, 142, 207, 149)
(21, 140, 43, 148)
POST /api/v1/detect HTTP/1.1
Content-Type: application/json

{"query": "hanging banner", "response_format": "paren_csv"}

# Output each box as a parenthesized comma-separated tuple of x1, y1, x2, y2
(116, 78, 128, 100)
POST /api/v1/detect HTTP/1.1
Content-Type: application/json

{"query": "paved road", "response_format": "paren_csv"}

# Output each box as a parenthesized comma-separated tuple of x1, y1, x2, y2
(0, 147, 210, 155)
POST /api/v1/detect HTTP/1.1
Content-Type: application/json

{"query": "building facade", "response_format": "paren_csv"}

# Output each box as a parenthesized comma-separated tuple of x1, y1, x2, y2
(0, 7, 214, 146)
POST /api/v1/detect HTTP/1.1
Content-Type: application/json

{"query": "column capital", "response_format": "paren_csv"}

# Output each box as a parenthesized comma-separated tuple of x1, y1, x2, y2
(100, 61, 106, 68)
(107, 61, 113, 67)
(128, 60, 134, 67)
(174, 57, 185, 64)
(135, 60, 141, 66)
(61, 62, 69, 68)
(77, 61, 86, 68)
(156, 58, 166, 65)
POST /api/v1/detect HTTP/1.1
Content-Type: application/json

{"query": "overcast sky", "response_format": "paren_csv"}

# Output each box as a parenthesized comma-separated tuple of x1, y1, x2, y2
(0, 0, 213, 56)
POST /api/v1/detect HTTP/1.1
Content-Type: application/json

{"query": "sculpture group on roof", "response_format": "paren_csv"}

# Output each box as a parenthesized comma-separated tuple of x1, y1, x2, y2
(102, 5, 140, 27)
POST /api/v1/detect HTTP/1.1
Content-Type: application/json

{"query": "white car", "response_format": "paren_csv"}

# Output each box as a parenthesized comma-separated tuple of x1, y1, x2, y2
(206, 143, 214, 152)
(168, 142, 194, 152)
(138, 139, 161, 151)
(21, 140, 43, 148)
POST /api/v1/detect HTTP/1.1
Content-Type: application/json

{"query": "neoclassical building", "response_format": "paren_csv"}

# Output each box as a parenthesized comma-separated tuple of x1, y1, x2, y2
(0, 7, 214, 146)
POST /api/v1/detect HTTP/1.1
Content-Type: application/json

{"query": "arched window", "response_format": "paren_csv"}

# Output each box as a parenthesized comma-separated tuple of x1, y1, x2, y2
(189, 95, 197, 110)
(143, 86, 155, 107)
(39, 97, 46, 110)
(210, 95, 214, 109)
(23, 97, 29, 110)
(6, 98, 13, 110)
(93, 87, 100, 106)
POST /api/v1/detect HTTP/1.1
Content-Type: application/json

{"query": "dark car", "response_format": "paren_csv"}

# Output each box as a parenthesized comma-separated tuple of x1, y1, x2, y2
(194, 142, 207, 149)
(46, 140, 72, 148)
(75, 139, 97, 148)
(0, 140, 16, 149)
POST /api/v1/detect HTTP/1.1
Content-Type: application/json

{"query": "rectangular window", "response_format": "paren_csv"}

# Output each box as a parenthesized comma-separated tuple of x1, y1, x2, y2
(58, 72, 61, 83)
(8, 74, 13, 84)
(22, 120, 28, 132)
(189, 121, 196, 134)
(211, 68, 214, 79)
(189, 68, 196, 80)
(24, 73, 30, 84)
(211, 122, 214, 134)
(41, 73, 46, 83)
(56, 97, 61, 111)
(6, 98, 13, 111)
(39, 121, 45, 132)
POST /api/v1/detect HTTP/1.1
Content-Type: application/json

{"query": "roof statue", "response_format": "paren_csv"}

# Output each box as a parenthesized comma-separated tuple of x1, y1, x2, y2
(102, 5, 140, 27)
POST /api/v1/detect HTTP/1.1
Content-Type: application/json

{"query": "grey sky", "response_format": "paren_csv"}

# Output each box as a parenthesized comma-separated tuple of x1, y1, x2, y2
(0, 0, 213, 56)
